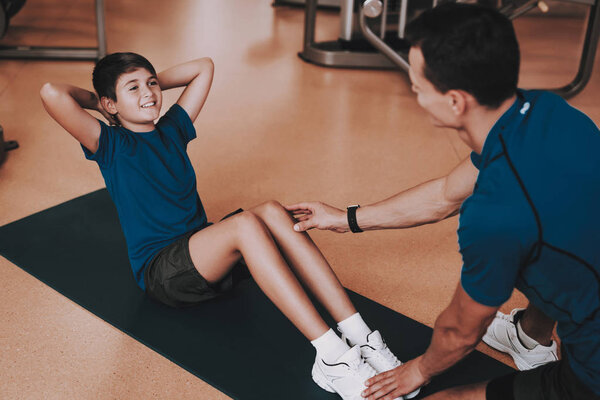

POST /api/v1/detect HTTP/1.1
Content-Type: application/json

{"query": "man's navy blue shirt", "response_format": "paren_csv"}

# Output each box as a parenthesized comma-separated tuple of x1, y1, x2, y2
(458, 90, 600, 394)
(83, 104, 208, 290)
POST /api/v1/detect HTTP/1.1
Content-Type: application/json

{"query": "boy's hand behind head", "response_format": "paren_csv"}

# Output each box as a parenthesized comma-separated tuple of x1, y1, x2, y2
(98, 107, 119, 126)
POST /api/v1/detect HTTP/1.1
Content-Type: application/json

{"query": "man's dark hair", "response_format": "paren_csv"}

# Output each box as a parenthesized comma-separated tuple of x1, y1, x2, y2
(405, 3, 520, 108)
(92, 52, 157, 101)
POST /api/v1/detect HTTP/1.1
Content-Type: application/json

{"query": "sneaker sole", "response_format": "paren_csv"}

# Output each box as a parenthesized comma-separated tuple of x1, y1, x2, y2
(482, 333, 533, 371)
(311, 364, 336, 393)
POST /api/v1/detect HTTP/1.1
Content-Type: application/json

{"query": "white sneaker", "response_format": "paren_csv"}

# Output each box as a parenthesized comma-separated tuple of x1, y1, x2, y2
(482, 308, 558, 371)
(343, 330, 421, 399)
(312, 345, 376, 400)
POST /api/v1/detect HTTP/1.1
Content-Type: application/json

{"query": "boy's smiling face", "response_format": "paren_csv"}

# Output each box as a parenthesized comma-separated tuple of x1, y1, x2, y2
(104, 67, 163, 132)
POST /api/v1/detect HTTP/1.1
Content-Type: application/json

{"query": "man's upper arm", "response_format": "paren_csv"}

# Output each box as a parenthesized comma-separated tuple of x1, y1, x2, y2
(459, 211, 523, 307)
(40, 84, 101, 153)
(449, 283, 499, 341)
(443, 156, 479, 207)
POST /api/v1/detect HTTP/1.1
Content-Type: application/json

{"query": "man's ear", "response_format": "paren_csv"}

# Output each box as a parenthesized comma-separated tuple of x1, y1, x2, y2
(100, 96, 118, 116)
(447, 90, 469, 116)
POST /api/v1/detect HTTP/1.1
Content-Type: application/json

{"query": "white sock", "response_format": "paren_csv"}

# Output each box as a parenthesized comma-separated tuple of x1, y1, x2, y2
(337, 313, 372, 346)
(311, 328, 351, 363)
(516, 320, 540, 350)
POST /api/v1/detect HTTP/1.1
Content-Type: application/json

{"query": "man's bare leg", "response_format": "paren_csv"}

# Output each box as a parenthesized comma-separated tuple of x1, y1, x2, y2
(421, 382, 488, 400)
(518, 303, 554, 346)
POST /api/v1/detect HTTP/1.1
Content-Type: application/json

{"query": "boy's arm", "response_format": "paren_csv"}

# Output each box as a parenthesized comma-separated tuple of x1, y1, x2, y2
(40, 83, 114, 153)
(157, 58, 214, 123)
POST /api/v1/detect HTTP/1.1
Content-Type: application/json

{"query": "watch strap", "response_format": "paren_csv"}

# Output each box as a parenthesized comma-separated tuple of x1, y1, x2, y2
(347, 205, 363, 233)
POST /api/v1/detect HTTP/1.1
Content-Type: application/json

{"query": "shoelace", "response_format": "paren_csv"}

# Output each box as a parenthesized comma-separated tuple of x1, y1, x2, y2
(362, 341, 401, 368)
(356, 358, 376, 378)
(498, 312, 515, 323)
(374, 344, 401, 368)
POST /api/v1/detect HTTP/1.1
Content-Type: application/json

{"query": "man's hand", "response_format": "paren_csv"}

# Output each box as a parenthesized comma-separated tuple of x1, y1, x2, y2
(362, 357, 429, 400)
(285, 202, 348, 233)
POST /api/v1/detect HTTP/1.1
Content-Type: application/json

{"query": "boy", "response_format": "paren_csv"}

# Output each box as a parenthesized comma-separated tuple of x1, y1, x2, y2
(40, 52, 419, 400)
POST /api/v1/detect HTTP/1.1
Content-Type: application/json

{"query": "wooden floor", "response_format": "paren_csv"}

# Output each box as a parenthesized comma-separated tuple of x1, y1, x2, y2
(1, 1, 598, 399)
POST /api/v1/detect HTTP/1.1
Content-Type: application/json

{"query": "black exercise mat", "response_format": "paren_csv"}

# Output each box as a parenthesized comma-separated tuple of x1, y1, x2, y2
(0, 189, 514, 399)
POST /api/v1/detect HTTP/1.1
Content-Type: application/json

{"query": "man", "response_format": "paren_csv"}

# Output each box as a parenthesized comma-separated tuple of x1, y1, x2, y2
(286, 3, 599, 400)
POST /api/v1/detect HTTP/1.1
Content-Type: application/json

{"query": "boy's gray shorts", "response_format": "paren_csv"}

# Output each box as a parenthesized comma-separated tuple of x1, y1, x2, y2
(144, 208, 250, 308)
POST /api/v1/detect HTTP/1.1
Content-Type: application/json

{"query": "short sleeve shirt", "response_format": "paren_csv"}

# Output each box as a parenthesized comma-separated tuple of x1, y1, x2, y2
(82, 104, 208, 290)
(458, 90, 600, 394)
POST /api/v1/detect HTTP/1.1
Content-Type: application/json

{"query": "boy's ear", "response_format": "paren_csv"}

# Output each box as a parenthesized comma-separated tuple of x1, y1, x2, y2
(100, 96, 118, 115)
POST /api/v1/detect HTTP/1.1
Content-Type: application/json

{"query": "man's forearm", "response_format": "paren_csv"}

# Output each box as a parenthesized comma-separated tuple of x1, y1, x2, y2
(157, 58, 214, 90)
(356, 177, 461, 231)
(417, 284, 497, 380)
(418, 307, 481, 379)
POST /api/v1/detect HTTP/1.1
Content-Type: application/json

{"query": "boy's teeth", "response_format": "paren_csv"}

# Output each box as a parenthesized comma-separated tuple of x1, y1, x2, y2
(142, 102, 155, 108)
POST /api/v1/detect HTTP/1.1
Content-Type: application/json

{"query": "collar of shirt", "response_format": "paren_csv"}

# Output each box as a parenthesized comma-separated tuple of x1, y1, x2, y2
(471, 89, 530, 170)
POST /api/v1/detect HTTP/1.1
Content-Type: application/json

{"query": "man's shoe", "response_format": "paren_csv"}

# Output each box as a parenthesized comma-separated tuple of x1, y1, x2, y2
(343, 330, 420, 399)
(312, 345, 377, 400)
(482, 308, 558, 371)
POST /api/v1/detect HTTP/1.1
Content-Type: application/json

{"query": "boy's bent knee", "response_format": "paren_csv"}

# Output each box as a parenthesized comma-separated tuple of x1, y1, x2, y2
(254, 200, 289, 219)
(231, 211, 268, 234)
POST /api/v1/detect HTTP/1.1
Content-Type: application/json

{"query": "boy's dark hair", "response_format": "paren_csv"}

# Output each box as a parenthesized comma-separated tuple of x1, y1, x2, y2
(405, 3, 520, 108)
(93, 52, 157, 101)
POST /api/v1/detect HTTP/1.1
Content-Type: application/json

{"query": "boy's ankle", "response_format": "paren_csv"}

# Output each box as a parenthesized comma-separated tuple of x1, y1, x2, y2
(337, 312, 372, 345)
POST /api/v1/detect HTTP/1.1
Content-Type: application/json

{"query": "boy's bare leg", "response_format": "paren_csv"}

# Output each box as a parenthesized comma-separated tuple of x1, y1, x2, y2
(248, 201, 357, 323)
(188, 210, 329, 340)
(519, 303, 555, 346)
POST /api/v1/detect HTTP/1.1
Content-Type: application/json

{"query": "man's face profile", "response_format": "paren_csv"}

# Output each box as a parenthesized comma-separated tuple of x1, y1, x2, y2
(408, 47, 461, 129)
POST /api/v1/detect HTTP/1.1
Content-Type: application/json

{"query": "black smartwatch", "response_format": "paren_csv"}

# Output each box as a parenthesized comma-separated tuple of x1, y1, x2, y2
(347, 205, 363, 233)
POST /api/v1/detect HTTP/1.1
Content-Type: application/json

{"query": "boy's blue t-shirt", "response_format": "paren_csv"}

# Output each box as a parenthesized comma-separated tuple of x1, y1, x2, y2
(82, 104, 208, 290)
(458, 90, 600, 394)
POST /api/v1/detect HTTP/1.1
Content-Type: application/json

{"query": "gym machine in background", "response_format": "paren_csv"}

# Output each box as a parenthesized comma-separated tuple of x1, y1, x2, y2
(0, 0, 109, 165)
(299, 0, 600, 98)
(0, 0, 106, 61)
(0, 124, 18, 167)
(0, 0, 26, 38)
(299, 0, 408, 69)
(0, 1, 24, 166)
(273, 0, 341, 8)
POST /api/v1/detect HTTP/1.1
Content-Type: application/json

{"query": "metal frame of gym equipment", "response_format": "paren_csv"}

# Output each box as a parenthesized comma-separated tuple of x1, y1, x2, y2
(299, 0, 400, 68)
(0, 0, 106, 61)
(0, 4, 5, 39)
(0, 124, 18, 166)
(301, 0, 600, 98)
(273, 0, 341, 8)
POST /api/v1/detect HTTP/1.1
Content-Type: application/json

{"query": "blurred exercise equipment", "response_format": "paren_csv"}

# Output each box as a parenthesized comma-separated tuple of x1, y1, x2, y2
(0, 0, 106, 62)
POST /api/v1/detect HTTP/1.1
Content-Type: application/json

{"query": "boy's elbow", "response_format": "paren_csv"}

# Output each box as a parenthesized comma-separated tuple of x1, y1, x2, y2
(198, 57, 214, 71)
(40, 82, 58, 102)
